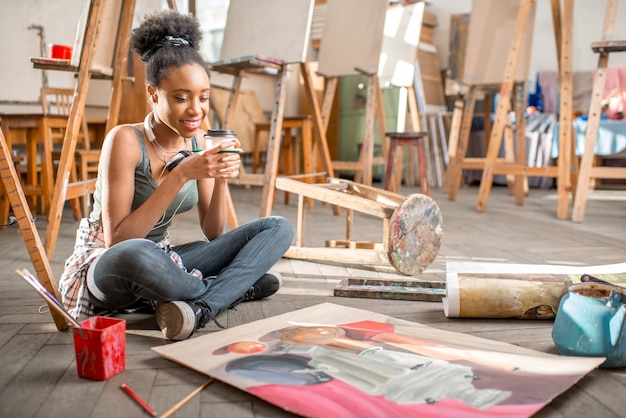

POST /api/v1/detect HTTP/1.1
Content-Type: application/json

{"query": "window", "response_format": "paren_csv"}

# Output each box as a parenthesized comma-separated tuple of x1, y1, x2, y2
(162, 0, 230, 62)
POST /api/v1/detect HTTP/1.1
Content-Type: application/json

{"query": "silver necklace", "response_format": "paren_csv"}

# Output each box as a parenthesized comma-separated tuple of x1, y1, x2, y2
(144, 112, 188, 162)
(152, 138, 180, 162)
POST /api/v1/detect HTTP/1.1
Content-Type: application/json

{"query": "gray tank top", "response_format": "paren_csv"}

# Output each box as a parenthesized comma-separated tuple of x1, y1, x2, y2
(89, 125, 199, 242)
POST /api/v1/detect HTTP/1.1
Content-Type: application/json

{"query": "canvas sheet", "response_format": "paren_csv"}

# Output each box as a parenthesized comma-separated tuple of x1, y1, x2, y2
(153, 303, 603, 418)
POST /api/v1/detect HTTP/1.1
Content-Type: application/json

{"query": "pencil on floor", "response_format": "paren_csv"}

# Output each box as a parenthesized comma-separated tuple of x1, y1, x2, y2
(121, 383, 157, 417)
(160, 379, 213, 418)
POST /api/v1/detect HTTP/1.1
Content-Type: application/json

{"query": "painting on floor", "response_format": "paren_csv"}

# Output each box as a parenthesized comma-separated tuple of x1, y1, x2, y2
(152, 303, 604, 418)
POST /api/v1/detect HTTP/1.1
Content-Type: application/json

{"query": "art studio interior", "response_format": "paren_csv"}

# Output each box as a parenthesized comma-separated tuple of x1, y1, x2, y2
(1, 1, 625, 417)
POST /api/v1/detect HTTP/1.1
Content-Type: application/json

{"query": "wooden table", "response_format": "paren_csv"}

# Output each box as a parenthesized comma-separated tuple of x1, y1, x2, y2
(0, 111, 67, 225)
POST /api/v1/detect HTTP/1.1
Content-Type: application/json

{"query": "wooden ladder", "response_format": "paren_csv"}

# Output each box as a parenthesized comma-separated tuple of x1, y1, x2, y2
(572, 0, 626, 222)
(35, 0, 136, 258)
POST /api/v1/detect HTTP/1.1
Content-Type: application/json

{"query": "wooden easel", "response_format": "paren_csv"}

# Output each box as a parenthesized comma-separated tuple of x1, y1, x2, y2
(275, 176, 443, 276)
(314, 0, 390, 187)
(445, 0, 574, 219)
(446, 82, 529, 202)
(36, 0, 136, 258)
(572, 0, 626, 222)
(212, 58, 335, 225)
(0, 128, 67, 331)
(319, 71, 388, 187)
(316, 1, 428, 190)
(209, 0, 335, 226)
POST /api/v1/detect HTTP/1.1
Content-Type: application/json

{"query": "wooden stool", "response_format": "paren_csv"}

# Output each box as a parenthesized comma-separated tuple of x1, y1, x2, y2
(253, 115, 314, 205)
(384, 131, 429, 195)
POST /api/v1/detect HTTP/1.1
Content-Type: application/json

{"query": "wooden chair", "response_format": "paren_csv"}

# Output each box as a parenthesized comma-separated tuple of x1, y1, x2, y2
(253, 115, 315, 206)
(41, 87, 100, 218)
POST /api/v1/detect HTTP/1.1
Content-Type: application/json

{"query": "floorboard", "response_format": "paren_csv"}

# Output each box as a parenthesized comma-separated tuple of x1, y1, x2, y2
(1, 182, 625, 417)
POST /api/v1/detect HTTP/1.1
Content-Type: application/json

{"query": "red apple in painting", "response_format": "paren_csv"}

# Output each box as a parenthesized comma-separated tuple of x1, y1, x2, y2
(227, 341, 267, 354)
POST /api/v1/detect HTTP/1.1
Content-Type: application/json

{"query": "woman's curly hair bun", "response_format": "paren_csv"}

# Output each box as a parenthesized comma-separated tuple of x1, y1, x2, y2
(130, 10, 202, 62)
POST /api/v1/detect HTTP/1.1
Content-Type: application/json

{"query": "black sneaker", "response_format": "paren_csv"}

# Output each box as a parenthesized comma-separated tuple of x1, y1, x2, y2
(241, 271, 282, 302)
(155, 300, 212, 341)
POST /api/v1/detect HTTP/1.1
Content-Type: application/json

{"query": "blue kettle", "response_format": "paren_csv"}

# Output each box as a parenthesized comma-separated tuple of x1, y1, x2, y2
(552, 276, 626, 368)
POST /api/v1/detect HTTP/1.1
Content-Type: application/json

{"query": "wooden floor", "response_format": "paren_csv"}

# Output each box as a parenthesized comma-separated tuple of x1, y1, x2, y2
(1, 181, 625, 418)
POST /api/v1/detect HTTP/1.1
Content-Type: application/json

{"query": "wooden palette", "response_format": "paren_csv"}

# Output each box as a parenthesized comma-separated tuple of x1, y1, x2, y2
(388, 193, 443, 275)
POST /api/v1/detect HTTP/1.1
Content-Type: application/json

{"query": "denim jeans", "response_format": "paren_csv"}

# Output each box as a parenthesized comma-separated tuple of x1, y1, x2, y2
(86, 216, 294, 315)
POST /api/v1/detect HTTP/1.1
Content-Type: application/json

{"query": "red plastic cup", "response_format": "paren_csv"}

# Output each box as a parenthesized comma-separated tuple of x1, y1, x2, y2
(48, 44, 73, 60)
(72, 316, 126, 380)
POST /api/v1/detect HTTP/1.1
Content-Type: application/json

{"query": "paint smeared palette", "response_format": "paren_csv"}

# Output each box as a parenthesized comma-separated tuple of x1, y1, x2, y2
(388, 193, 443, 275)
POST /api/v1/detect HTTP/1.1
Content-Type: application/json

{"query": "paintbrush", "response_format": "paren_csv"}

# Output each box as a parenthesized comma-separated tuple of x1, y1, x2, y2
(16, 268, 82, 328)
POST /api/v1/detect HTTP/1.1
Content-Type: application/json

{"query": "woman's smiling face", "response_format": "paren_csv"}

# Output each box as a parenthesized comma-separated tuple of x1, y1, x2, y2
(151, 62, 211, 138)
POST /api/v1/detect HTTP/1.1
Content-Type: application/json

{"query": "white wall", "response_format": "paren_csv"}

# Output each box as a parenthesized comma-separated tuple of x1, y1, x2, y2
(0, 0, 82, 102)
(1, 0, 625, 107)
(0, 0, 161, 105)
(427, 0, 626, 73)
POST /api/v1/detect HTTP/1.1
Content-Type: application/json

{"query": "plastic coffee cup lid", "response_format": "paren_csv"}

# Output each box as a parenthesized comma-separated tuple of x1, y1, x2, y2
(205, 130, 235, 137)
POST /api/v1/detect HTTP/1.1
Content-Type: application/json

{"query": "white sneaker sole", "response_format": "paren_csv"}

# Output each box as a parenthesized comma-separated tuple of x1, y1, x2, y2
(155, 301, 196, 341)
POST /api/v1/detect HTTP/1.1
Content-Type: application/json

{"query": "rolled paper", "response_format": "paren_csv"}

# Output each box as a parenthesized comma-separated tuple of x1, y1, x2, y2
(443, 273, 573, 319)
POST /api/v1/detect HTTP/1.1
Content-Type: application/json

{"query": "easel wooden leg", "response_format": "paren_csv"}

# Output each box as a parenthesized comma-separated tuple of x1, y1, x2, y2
(354, 75, 378, 186)
(376, 76, 389, 165)
(556, 0, 574, 220)
(300, 118, 314, 209)
(484, 93, 492, 148)
(513, 82, 528, 204)
(295, 193, 305, 248)
(476, 0, 533, 212)
(301, 62, 334, 179)
(45, 0, 104, 259)
(572, 52, 607, 222)
(259, 66, 287, 218)
(447, 88, 477, 200)
(25, 129, 39, 210)
(282, 128, 293, 205)
(104, 0, 135, 132)
(221, 73, 246, 229)
(0, 129, 67, 330)
(0, 124, 10, 228)
(476, 96, 508, 211)
(443, 98, 463, 193)
(300, 63, 336, 212)
(223, 73, 244, 132)
(320, 76, 338, 133)
(427, 114, 443, 189)
(45, 0, 136, 259)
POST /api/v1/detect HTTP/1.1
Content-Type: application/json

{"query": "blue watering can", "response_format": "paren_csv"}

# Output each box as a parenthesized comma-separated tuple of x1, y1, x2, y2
(552, 275, 626, 368)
